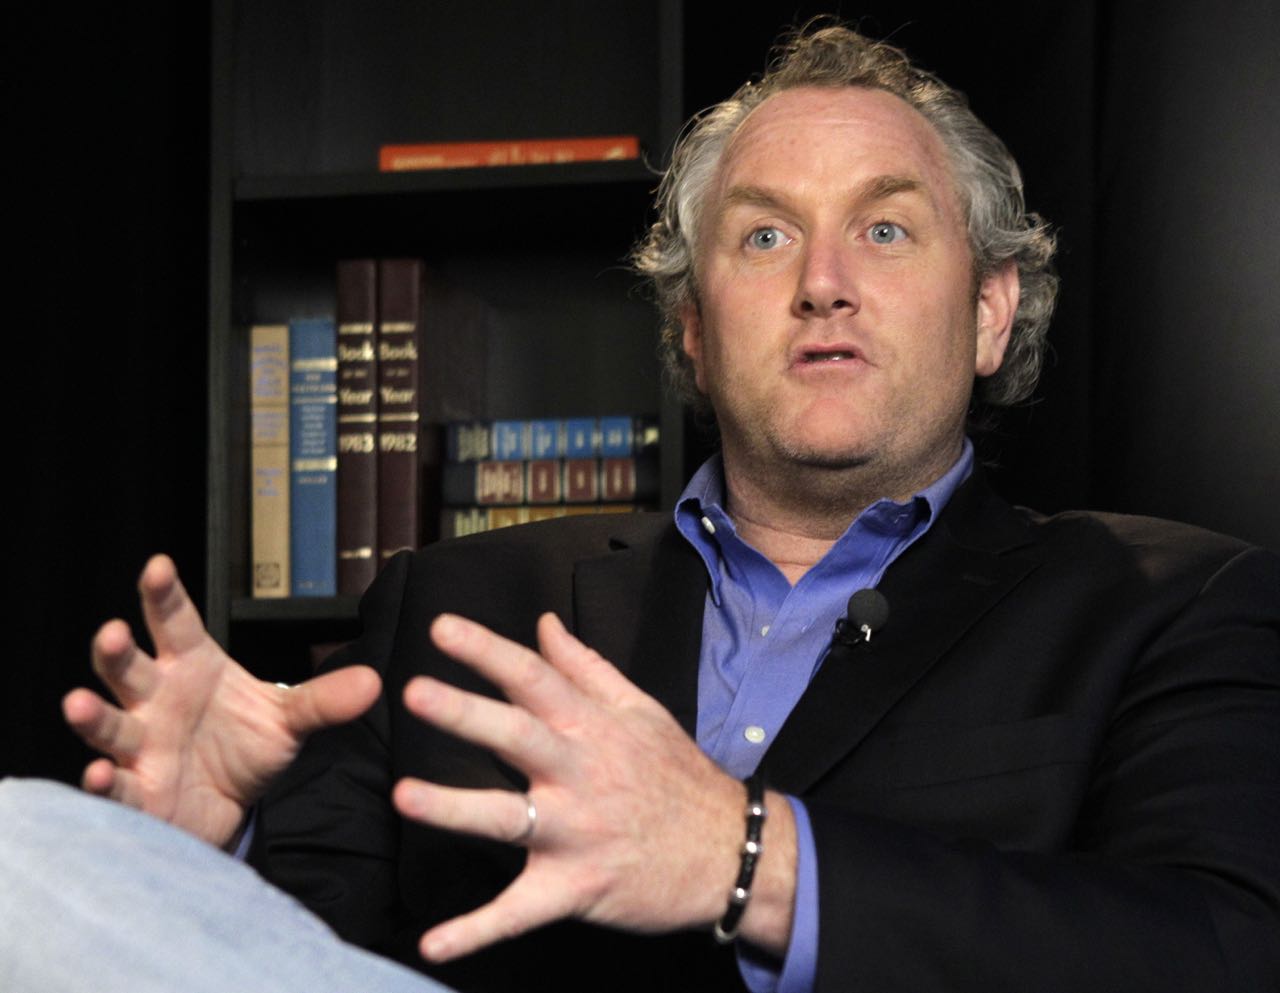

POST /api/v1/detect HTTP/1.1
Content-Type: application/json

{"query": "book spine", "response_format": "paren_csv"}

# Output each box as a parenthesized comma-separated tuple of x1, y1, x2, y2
(491, 420, 530, 460)
(441, 456, 657, 506)
(439, 503, 636, 539)
(446, 416, 660, 460)
(563, 458, 600, 502)
(598, 415, 660, 457)
(528, 419, 564, 458)
(445, 421, 492, 462)
(563, 417, 598, 458)
(379, 135, 640, 172)
(288, 317, 338, 596)
(527, 458, 562, 503)
(249, 324, 290, 598)
(335, 260, 378, 595)
(376, 258, 424, 565)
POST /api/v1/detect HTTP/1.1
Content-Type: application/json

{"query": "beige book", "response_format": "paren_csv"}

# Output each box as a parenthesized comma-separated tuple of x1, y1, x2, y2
(250, 324, 290, 597)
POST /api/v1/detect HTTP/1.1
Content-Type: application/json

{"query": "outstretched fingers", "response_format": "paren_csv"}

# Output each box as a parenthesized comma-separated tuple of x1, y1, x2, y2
(62, 688, 145, 761)
(534, 612, 643, 707)
(78, 758, 152, 811)
(90, 618, 158, 707)
(429, 614, 584, 719)
(429, 612, 643, 716)
(393, 779, 540, 846)
(79, 756, 121, 796)
(401, 674, 564, 775)
(280, 666, 382, 739)
(419, 870, 581, 963)
(138, 554, 210, 657)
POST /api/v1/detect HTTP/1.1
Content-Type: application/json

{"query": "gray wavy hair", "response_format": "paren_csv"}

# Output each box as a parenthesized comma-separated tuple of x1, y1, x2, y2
(632, 22, 1058, 416)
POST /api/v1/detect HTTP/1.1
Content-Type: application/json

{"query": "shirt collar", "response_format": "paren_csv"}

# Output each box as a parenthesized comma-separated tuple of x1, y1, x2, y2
(674, 439, 974, 602)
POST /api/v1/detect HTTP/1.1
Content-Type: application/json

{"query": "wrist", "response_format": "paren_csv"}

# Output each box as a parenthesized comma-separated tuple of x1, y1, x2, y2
(709, 779, 797, 957)
(714, 773, 768, 943)
(737, 788, 798, 955)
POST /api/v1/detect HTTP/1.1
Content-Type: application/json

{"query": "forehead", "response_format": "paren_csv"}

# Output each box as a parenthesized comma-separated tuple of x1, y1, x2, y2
(713, 86, 961, 218)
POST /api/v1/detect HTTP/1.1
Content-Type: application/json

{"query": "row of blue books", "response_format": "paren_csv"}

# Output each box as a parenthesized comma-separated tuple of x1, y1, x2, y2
(445, 416, 660, 463)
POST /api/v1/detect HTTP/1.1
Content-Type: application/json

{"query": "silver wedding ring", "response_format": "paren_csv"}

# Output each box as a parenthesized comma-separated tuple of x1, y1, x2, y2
(512, 792, 537, 845)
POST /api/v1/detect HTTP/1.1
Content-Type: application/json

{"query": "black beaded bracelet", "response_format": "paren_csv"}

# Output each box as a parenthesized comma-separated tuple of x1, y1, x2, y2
(713, 771, 767, 944)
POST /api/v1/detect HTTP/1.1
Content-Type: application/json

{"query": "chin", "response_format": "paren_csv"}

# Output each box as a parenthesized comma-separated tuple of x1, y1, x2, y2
(776, 439, 875, 471)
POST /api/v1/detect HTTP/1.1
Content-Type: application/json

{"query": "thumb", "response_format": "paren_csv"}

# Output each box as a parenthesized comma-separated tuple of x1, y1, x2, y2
(283, 665, 381, 738)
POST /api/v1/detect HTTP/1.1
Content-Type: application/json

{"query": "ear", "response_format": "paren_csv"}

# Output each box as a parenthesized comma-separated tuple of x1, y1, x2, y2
(974, 262, 1019, 377)
(680, 301, 708, 392)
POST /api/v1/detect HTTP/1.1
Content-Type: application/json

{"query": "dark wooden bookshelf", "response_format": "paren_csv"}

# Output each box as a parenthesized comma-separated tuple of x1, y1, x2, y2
(234, 159, 662, 202)
(231, 596, 361, 624)
(206, 1, 686, 664)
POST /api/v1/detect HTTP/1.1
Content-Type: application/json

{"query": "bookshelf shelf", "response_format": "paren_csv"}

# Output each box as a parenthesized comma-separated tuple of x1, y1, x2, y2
(234, 160, 661, 202)
(231, 596, 361, 625)
(207, 1, 686, 665)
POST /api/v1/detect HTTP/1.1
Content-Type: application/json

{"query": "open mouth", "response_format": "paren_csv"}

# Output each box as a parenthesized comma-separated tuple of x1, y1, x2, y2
(797, 345, 864, 365)
(802, 350, 858, 363)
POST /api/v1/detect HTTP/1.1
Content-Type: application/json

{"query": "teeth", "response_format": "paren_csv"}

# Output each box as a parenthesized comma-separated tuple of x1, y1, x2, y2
(806, 351, 854, 362)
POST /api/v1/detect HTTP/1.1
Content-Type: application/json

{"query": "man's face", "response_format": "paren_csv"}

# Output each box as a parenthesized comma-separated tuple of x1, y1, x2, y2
(682, 86, 1017, 502)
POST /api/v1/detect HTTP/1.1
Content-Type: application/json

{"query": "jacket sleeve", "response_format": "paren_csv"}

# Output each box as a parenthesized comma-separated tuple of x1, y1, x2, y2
(248, 551, 413, 955)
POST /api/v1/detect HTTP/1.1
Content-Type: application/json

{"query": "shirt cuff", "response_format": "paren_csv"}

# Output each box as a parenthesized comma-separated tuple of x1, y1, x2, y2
(230, 806, 257, 861)
(736, 795, 819, 993)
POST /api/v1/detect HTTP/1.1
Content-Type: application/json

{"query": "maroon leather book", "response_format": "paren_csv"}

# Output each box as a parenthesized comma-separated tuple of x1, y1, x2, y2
(600, 457, 635, 502)
(527, 459, 562, 503)
(376, 259, 424, 565)
(441, 456, 657, 507)
(475, 461, 526, 505)
(564, 458, 600, 503)
(336, 259, 378, 594)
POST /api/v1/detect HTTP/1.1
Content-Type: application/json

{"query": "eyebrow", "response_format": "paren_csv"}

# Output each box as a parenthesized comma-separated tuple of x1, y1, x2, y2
(719, 174, 931, 215)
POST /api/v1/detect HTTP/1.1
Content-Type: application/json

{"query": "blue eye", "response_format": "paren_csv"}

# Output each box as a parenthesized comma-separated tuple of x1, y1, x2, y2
(748, 227, 786, 250)
(869, 222, 907, 244)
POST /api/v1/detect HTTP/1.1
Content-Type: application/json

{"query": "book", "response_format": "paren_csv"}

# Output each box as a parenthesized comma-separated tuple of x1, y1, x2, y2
(335, 260, 379, 595)
(288, 317, 338, 597)
(445, 416, 659, 462)
(376, 258, 424, 566)
(379, 135, 640, 172)
(445, 420, 492, 462)
(441, 455, 658, 507)
(249, 324, 290, 598)
(440, 503, 636, 540)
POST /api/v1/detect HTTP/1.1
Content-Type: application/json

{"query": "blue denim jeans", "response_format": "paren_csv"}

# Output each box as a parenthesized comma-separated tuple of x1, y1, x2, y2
(0, 778, 449, 993)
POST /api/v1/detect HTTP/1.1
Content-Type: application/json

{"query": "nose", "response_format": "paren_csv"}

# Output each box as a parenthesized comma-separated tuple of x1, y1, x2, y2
(792, 232, 860, 318)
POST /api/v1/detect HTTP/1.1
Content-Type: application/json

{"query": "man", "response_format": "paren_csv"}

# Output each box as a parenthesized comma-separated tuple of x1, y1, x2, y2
(52, 22, 1279, 993)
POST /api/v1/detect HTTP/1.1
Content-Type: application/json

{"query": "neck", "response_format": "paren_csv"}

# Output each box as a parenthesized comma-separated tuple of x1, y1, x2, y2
(719, 440, 963, 584)
(722, 462, 863, 584)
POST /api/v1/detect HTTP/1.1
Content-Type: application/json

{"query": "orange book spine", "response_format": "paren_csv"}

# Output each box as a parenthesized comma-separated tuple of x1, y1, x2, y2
(379, 135, 640, 172)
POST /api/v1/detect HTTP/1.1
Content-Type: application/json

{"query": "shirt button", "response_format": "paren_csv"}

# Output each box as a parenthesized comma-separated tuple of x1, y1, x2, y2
(744, 725, 767, 744)
(700, 515, 716, 535)
(760, 625, 770, 637)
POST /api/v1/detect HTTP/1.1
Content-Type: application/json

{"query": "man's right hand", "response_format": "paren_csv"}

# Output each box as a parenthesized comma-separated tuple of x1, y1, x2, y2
(63, 554, 381, 849)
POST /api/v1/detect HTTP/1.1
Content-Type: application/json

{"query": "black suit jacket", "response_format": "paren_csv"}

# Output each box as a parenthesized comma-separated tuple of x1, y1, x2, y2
(252, 474, 1280, 992)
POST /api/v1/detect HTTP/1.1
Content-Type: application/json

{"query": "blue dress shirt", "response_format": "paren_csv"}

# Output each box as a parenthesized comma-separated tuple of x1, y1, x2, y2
(674, 441, 974, 993)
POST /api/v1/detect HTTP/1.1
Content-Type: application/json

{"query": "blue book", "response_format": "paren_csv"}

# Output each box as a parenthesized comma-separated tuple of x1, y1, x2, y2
(492, 420, 530, 460)
(563, 417, 597, 458)
(528, 419, 565, 458)
(445, 421, 492, 462)
(288, 317, 338, 596)
(598, 416, 635, 456)
(443, 415, 659, 461)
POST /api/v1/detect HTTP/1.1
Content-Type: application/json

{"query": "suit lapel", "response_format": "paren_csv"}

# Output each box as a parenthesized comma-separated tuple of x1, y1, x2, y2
(573, 521, 707, 737)
(762, 474, 1041, 794)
